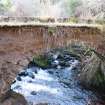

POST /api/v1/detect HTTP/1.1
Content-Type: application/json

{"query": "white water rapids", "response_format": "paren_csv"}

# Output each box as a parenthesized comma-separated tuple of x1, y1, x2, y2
(11, 53, 97, 105)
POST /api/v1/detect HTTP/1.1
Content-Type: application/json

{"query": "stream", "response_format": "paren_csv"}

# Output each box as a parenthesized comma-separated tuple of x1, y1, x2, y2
(11, 51, 99, 105)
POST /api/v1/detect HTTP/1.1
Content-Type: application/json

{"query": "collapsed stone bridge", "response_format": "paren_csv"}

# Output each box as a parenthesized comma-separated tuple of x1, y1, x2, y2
(0, 23, 104, 101)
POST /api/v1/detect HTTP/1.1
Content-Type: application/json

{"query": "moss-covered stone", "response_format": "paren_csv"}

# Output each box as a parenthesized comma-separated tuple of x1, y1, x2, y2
(79, 50, 105, 92)
(32, 55, 51, 69)
(92, 68, 105, 90)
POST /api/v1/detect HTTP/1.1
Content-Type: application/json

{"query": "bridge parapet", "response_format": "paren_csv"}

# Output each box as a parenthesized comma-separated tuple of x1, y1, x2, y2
(0, 23, 104, 99)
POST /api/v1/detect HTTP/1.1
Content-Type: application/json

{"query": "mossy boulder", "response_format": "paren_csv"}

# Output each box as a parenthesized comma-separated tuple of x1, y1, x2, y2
(92, 68, 105, 90)
(31, 55, 51, 69)
(79, 51, 105, 92)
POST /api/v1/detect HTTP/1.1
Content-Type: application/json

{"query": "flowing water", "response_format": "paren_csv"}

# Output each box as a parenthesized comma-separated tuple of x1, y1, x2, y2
(11, 51, 99, 105)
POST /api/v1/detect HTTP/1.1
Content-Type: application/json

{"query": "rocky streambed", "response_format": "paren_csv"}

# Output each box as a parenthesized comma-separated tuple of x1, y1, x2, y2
(11, 50, 104, 105)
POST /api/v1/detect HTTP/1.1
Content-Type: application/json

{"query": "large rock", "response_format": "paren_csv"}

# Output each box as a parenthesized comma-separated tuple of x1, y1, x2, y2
(79, 51, 105, 91)
(0, 61, 21, 96)
(0, 54, 29, 104)
(0, 90, 28, 105)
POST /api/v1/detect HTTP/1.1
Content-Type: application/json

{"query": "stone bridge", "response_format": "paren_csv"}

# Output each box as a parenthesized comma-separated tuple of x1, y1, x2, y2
(0, 23, 104, 101)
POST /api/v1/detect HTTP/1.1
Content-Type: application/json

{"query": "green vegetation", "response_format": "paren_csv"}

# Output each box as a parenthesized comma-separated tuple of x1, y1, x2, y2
(93, 69, 105, 89)
(67, 17, 78, 23)
(48, 27, 56, 35)
(33, 55, 51, 69)
(0, 0, 12, 13)
(68, 0, 80, 17)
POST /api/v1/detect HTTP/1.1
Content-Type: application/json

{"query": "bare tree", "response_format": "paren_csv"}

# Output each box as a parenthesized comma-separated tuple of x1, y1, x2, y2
(75, 0, 105, 21)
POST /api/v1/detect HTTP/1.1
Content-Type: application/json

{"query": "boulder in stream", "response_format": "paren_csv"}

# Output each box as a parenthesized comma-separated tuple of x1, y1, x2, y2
(79, 50, 105, 92)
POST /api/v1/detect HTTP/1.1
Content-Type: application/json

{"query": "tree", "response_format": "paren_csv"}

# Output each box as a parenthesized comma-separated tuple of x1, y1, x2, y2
(67, 0, 81, 17)
(75, 0, 105, 21)
(0, 0, 12, 15)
